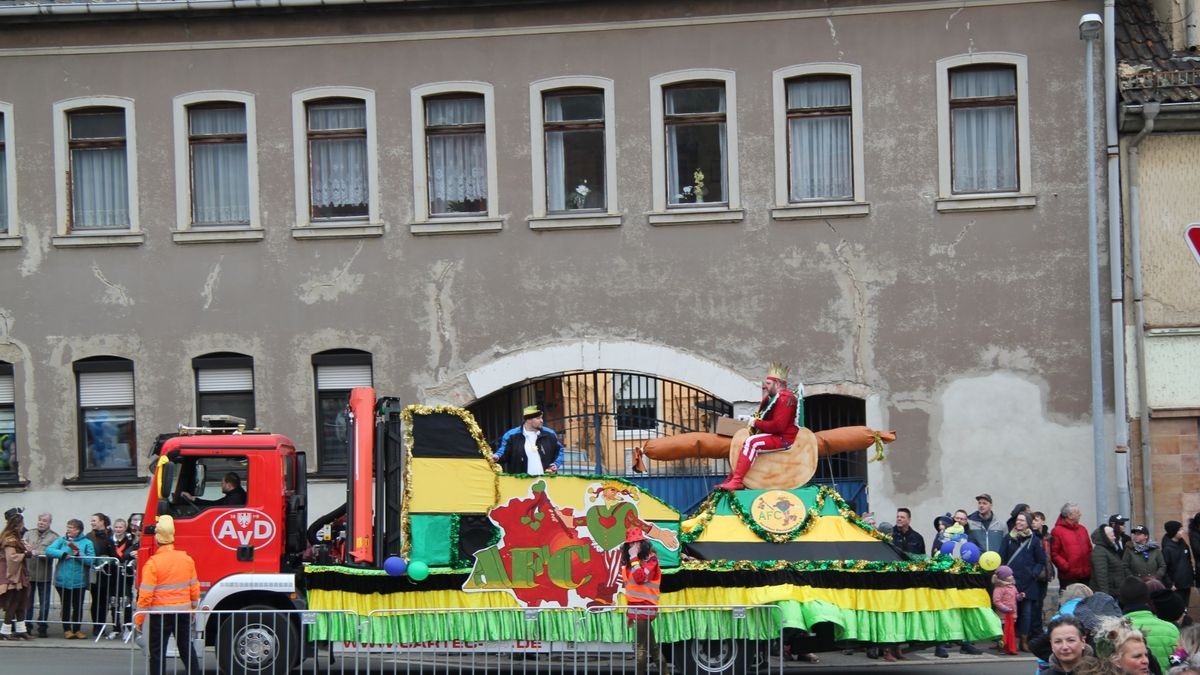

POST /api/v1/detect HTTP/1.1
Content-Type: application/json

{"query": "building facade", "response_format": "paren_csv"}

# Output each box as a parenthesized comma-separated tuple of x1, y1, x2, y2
(1116, 0, 1200, 555)
(0, 0, 1112, 526)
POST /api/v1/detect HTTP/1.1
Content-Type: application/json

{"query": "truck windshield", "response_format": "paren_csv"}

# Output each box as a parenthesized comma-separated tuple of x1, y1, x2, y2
(164, 454, 249, 518)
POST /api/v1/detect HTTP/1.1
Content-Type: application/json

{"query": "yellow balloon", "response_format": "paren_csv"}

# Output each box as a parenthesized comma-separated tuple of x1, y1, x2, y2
(979, 550, 1001, 571)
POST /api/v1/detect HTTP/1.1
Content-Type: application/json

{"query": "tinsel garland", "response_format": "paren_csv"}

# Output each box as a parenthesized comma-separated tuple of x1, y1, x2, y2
(400, 404, 500, 559)
(723, 488, 817, 543)
(678, 491, 721, 543)
(819, 486, 894, 545)
(669, 555, 978, 574)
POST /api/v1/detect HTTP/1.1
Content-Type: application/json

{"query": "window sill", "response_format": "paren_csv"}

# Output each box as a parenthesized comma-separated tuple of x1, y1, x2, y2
(52, 231, 145, 248)
(0, 478, 30, 491)
(935, 194, 1037, 213)
(173, 227, 265, 244)
(291, 222, 385, 240)
(62, 474, 147, 488)
(771, 202, 871, 220)
(648, 208, 745, 226)
(410, 217, 504, 236)
(528, 213, 622, 231)
(307, 471, 349, 482)
(0, 234, 21, 249)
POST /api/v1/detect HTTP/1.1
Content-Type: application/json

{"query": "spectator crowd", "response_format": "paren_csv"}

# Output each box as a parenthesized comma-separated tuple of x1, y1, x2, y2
(1, 506, 143, 640)
(881, 494, 1200, 674)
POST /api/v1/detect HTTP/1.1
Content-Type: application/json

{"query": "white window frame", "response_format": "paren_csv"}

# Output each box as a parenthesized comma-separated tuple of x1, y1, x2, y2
(172, 91, 262, 244)
(291, 86, 382, 239)
(771, 63, 869, 221)
(612, 372, 663, 441)
(935, 52, 1036, 212)
(648, 69, 742, 226)
(52, 96, 143, 247)
(527, 76, 621, 231)
(410, 81, 502, 235)
(0, 102, 17, 248)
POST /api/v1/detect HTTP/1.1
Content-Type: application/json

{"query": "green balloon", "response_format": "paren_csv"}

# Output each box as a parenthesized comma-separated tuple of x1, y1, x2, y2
(407, 560, 430, 581)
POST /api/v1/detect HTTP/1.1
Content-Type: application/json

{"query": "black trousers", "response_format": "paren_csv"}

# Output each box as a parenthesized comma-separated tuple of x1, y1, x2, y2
(89, 578, 113, 633)
(147, 613, 198, 675)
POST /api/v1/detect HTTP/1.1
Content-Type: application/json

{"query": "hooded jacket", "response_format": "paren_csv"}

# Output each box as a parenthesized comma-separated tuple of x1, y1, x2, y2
(1124, 606, 1179, 673)
(1050, 515, 1093, 582)
(46, 533, 95, 590)
(1123, 539, 1166, 582)
(1088, 526, 1127, 597)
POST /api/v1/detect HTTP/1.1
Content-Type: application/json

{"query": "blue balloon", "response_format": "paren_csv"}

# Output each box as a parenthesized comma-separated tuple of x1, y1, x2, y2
(939, 540, 957, 556)
(960, 543, 981, 564)
(384, 556, 408, 577)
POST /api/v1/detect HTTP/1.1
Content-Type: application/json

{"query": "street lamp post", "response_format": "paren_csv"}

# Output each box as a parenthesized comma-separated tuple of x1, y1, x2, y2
(1080, 12, 1107, 520)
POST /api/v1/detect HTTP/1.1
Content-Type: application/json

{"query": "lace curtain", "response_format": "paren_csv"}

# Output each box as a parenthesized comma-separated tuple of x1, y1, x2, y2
(951, 68, 1018, 192)
(71, 146, 129, 229)
(787, 78, 852, 201)
(309, 102, 368, 218)
(190, 107, 250, 225)
(427, 97, 486, 214)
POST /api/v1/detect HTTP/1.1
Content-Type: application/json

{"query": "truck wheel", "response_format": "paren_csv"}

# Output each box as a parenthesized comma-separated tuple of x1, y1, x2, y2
(215, 607, 299, 675)
(669, 639, 749, 675)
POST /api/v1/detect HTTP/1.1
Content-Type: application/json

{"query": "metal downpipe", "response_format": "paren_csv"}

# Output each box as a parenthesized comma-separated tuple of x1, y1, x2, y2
(1104, 0, 1132, 519)
(1128, 102, 1159, 532)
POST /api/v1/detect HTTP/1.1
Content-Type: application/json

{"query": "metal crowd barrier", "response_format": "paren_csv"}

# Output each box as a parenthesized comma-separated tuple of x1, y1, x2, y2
(123, 604, 786, 674)
(23, 554, 134, 641)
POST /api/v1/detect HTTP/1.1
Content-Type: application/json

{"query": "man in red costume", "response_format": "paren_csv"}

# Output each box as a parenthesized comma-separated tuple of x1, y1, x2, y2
(716, 363, 800, 491)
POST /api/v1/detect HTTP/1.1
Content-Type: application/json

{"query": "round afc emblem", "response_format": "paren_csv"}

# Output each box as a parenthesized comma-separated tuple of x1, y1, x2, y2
(749, 490, 807, 535)
(211, 509, 277, 551)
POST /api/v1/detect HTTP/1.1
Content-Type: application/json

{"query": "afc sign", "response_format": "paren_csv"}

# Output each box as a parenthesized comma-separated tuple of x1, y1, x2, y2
(211, 509, 277, 551)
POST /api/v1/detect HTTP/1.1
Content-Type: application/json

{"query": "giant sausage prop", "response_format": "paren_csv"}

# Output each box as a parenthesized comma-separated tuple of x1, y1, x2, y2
(634, 425, 897, 490)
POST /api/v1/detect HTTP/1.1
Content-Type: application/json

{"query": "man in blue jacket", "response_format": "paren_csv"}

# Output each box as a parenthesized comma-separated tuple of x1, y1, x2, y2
(492, 405, 564, 475)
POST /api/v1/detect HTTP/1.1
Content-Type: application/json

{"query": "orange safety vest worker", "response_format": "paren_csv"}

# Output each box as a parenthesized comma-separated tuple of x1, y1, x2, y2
(135, 543, 200, 626)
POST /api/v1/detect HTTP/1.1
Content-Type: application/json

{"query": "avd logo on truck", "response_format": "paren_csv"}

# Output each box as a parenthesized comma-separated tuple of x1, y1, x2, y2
(211, 509, 277, 550)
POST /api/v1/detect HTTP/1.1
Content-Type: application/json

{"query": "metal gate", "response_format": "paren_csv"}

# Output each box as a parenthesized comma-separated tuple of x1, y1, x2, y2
(804, 394, 869, 514)
(468, 371, 733, 512)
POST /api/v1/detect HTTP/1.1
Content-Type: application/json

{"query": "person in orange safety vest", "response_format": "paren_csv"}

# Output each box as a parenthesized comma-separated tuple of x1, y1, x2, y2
(621, 527, 661, 674)
(135, 515, 200, 675)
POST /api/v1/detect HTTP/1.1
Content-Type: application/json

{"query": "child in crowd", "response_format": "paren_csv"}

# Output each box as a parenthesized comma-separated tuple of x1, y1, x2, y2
(993, 565, 1022, 656)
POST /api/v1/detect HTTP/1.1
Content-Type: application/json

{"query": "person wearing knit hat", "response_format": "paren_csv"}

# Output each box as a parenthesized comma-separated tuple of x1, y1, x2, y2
(1150, 587, 1187, 625)
(1120, 575, 1181, 672)
(716, 363, 801, 491)
(1163, 519, 1195, 609)
(992, 565, 1020, 655)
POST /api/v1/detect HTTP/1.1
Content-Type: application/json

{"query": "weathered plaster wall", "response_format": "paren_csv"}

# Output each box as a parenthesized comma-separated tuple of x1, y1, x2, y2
(0, 0, 1105, 525)
(1133, 133, 1200, 327)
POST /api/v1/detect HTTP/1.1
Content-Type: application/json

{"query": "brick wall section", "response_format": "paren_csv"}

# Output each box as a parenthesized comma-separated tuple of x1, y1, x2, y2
(1148, 417, 1200, 529)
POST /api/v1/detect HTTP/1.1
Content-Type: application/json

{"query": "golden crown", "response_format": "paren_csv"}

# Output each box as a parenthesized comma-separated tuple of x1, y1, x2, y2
(766, 362, 790, 383)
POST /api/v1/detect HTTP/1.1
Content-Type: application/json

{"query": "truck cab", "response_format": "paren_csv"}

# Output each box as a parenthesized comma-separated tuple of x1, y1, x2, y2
(138, 418, 310, 675)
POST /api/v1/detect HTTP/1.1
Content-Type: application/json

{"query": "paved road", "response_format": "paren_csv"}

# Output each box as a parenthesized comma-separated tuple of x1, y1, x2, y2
(2, 640, 1041, 674)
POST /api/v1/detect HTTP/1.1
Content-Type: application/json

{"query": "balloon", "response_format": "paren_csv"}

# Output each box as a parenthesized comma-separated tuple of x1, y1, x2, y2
(939, 540, 957, 556)
(960, 543, 981, 564)
(383, 556, 407, 577)
(979, 550, 1001, 571)
(407, 560, 430, 581)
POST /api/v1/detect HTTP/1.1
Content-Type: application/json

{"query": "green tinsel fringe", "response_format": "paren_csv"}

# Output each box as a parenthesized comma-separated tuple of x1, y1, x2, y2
(307, 601, 1001, 645)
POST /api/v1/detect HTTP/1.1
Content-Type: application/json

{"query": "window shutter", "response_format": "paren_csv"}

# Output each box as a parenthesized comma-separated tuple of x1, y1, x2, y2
(197, 368, 254, 393)
(317, 364, 372, 390)
(79, 371, 134, 407)
(0, 375, 12, 405)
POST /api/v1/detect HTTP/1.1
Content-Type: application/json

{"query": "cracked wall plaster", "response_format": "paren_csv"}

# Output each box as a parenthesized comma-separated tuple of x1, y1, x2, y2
(298, 242, 364, 304)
